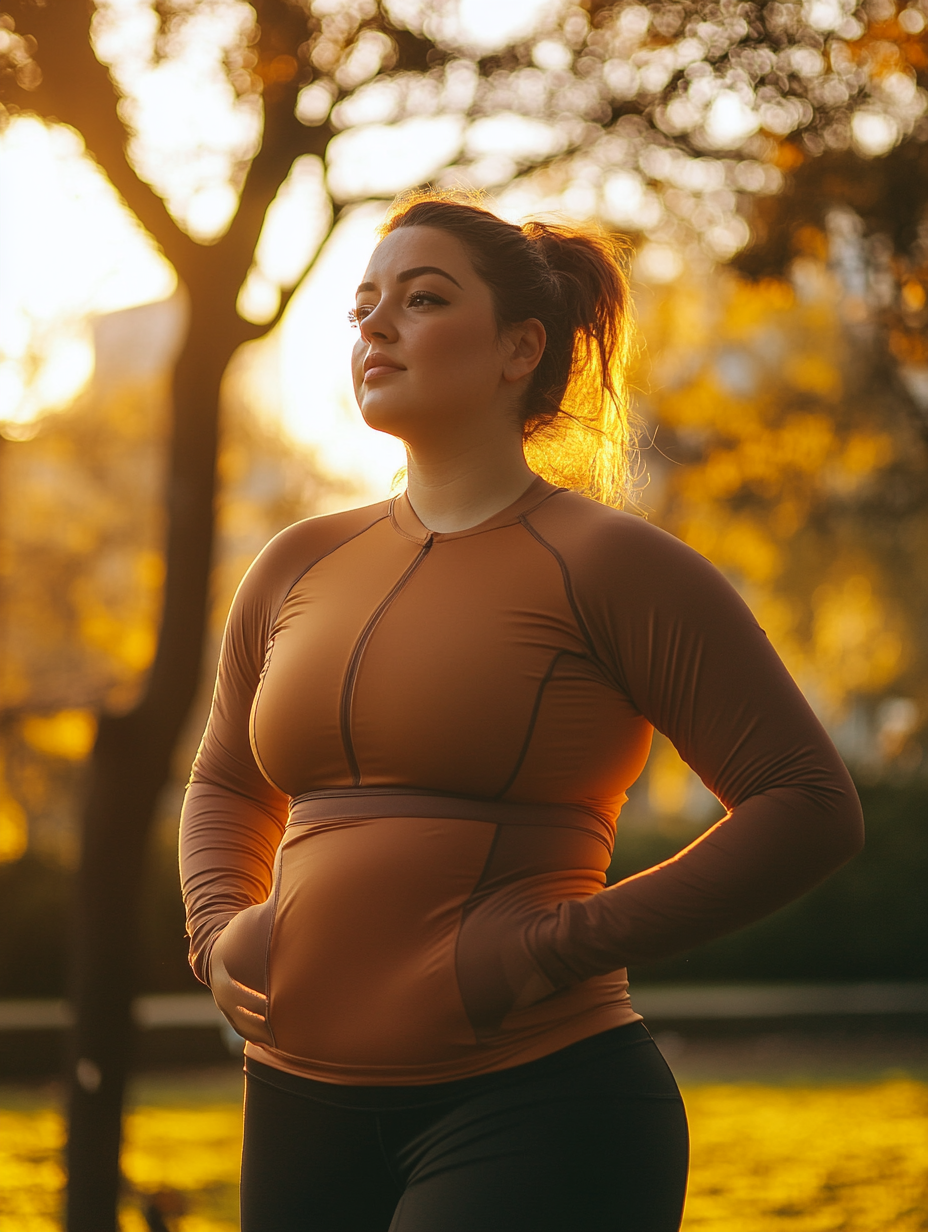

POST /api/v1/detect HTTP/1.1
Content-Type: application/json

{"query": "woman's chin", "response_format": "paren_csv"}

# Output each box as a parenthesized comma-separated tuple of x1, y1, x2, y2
(358, 399, 415, 440)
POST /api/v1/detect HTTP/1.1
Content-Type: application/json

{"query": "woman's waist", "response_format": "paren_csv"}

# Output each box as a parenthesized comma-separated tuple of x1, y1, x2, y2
(214, 797, 625, 1075)
(244, 1019, 654, 1104)
(287, 786, 616, 852)
(276, 809, 608, 918)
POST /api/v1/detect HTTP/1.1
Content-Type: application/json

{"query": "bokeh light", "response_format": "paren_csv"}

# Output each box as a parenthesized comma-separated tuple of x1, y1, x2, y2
(0, 116, 174, 438)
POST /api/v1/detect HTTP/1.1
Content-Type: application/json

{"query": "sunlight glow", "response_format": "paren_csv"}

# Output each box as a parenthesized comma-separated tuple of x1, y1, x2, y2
(803, 0, 856, 32)
(239, 156, 333, 325)
(91, 0, 261, 241)
(0, 116, 174, 436)
(0, 107, 405, 496)
(851, 109, 899, 157)
(703, 90, 760, 149)
(635, 243, 684, 284)
(276, 205, 407, 497)
(255, 157, 332, 288)
(326, 115, 465, 201)
(385, 0, 560, 53)
(457, 0, 560, 50)
(465, 114, 566, 161)
(602, 171, 662, 229)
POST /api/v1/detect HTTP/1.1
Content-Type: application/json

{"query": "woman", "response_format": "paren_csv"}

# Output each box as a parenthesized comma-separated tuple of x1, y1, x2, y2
(180, 195, 863, 1231)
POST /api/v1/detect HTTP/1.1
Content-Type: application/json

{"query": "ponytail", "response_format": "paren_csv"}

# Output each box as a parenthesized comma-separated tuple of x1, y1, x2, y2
(380, 191, 636, 507)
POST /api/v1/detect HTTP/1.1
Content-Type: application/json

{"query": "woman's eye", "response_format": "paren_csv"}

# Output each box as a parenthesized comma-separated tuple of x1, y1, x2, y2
(349, 292, 446, 326)
(407, 290, 447, 308)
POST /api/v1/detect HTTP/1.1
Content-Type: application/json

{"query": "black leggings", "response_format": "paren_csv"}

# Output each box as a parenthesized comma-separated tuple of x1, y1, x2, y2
(241, 1022, 688, 1231)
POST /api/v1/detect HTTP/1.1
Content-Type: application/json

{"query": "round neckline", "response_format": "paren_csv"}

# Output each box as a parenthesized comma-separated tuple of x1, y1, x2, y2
(389, 475, 561, 543)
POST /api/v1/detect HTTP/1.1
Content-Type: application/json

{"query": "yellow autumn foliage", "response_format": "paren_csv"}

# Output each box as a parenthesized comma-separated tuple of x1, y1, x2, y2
(841, 432, 894, 477)
(636, 262, 926, 726)
(21, 712, 97, 761)
(812, 575, 906, 702)
(783, 353, 842, 399)
(0, 794, 28, 862)
(0, 370, 331, 858)
(647, 739, 693, 817)
(678, 514, 783, 585)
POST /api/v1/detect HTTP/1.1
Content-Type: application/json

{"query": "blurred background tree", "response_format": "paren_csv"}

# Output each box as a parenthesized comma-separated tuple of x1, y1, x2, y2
(1, 1, 926, 1228)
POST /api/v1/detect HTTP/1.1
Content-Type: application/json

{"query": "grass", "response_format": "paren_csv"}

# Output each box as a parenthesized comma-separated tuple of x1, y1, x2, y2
(0, 1070, 243, 1232)
(682, 1081, 928, 1231)
(1, 1069, 926, 1230)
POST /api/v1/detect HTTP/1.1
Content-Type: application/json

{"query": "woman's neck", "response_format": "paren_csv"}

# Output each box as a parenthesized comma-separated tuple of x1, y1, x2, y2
(404, 434, 535, 534)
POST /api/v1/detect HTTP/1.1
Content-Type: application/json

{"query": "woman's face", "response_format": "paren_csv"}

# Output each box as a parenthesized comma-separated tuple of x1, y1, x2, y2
(351, 226, 528, 447)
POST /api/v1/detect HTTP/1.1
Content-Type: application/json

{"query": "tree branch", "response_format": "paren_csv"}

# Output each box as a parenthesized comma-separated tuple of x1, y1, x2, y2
(2, 0, 332, 307)
(2, 1, 197, 273)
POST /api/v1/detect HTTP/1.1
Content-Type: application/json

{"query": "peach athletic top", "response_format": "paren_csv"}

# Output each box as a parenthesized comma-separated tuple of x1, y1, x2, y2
(179, 477, 863, 1085)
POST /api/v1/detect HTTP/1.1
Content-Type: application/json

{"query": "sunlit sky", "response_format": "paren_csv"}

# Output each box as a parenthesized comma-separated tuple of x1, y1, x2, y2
(0, 118, 175, 429)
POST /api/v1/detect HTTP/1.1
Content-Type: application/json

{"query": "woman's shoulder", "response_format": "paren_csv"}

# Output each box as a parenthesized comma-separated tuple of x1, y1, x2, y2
(532, 488, 708, 573)
(262, 498, 393, 564)
(234, 498, 394, 607)
(532, 492, 764, 681)
(531, 487, 759, 624)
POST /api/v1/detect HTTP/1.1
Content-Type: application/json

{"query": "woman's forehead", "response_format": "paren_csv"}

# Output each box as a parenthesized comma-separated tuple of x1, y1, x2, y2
(361, 226, 476, 286)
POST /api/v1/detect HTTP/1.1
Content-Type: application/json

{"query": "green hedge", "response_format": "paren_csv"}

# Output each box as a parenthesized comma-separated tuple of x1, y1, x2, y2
(0, 852, 72, 997)
(0, 779, 925, 999)
(0, 841, 196, 998)
(609, 780, 928, 983)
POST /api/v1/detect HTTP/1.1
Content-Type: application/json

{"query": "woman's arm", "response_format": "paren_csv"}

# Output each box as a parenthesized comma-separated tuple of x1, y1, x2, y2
(523, 507, 865, 988)
(179, 556, 290, 986)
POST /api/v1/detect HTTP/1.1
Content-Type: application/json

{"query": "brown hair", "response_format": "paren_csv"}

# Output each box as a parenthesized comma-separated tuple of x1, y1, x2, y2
(379, 190, 636, 507)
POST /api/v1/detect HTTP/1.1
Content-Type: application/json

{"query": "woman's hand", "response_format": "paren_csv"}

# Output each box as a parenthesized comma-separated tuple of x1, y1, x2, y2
(208, 935, 275, 1048)
(456, 892, 562, 1037)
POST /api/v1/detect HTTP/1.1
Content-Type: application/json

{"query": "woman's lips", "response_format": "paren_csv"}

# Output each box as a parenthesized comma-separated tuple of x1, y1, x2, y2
(363, 364, 404, 382)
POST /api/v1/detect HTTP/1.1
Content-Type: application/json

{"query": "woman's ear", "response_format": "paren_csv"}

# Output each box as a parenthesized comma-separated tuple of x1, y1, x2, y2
(501, 319, 546, 384)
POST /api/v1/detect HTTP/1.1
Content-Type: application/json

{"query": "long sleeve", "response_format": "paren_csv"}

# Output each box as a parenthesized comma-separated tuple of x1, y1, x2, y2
(179, 552, 290, 985)
(523, 505, 865, 987)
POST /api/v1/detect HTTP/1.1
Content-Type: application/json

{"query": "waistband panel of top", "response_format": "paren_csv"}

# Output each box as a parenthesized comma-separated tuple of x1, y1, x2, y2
(287, 788, 614, 850)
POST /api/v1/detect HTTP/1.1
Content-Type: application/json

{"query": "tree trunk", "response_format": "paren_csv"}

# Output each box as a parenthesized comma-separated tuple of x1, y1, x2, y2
(65, 281, 247, 1231)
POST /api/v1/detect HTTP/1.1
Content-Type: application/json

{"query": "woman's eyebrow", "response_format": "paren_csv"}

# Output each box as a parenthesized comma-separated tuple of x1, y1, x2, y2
(355, 265, 463, 294)
(397, 265, 462, 288)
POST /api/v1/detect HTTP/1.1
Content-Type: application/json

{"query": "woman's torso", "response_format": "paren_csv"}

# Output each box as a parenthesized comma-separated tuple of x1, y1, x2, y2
(216, 479, 653, 1083)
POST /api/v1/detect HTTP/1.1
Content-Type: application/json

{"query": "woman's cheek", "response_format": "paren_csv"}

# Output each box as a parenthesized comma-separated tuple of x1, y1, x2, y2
(350, 341, 367, 405)
(431, 323, 498, 387)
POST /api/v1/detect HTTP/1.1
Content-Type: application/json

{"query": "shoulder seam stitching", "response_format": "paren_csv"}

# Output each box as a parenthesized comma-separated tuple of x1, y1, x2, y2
(267, 512, 390, 633)
(519, 514, 598, 657)
(519, 513, 627, 695)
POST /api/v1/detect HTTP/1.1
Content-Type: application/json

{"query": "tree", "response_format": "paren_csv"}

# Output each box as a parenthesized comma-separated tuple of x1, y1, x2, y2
(3, 1, 928, 1227)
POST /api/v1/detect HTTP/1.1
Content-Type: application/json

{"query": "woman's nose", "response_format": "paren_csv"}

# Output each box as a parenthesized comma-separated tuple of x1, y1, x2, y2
(359, 302, 396, 342)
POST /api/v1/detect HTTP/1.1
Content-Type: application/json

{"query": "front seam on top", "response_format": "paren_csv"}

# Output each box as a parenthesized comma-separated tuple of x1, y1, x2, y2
(494, 649, 570, 799)
(339, 539, 434, 785)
